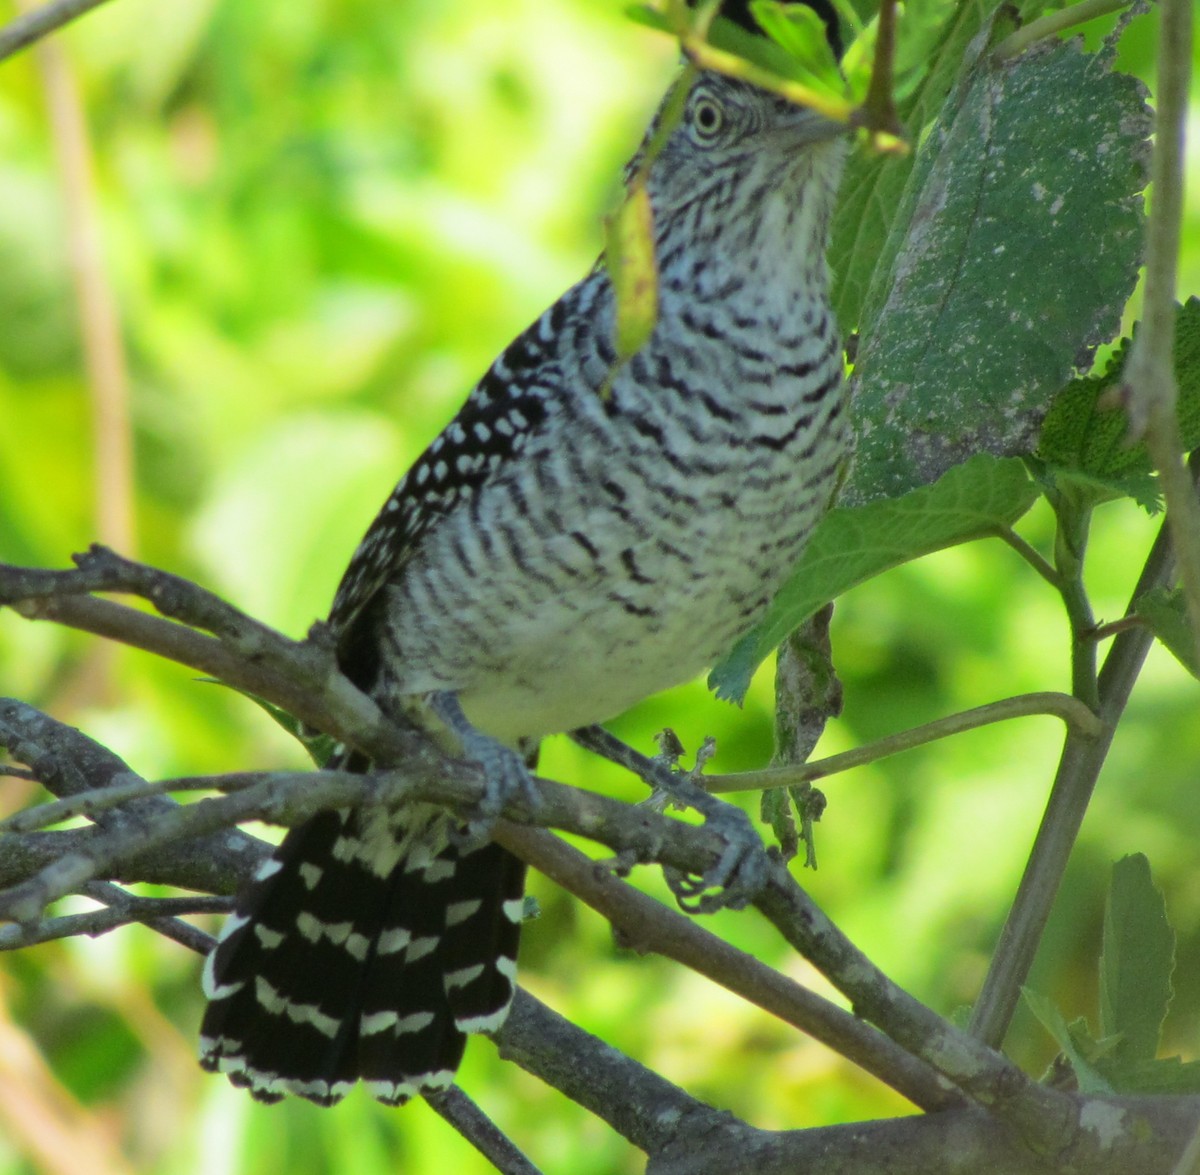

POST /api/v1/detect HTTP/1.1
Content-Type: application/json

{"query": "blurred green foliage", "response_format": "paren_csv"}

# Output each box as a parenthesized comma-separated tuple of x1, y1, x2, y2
(0, 1, 1198, 1172)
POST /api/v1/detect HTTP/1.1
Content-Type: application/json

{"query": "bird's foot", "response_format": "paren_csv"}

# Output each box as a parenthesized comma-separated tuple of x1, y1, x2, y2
(571, 724, 767, 913)
(428, 691, 540, 844)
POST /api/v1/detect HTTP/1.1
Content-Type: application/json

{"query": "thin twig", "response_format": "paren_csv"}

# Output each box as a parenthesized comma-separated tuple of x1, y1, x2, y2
(0, 766, 426, 923)
(84, 881, 220, 954)
(704, 692, 1100, 794)
(0, 555, 424, 766)
(3, 545, 298, 651)
(753, 862, 1078, 1157)
(0, 888, 228, 951)
(992, 0, 1133, 61)
(860, 0, 901, 137)
(0, 0, 116, 66)
(1121, 0, 1200, 667)
(426, 1087, 543, 1175)
(497, 989, 726, 1158)
(0, 772, 255, 834)
(496, 822, 963, 1113)
(0, 697, 270, 897)
(969, 480, 1189, 1047)
(992, 526, 1060, 588)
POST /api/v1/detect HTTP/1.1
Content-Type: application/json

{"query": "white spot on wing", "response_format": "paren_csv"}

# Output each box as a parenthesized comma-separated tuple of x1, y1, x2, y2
(254, 924, 285, 949)
(422, 859, 456, 884)
(201, 950, 245, 1001)
(360, 1009, 434, 1037)
(296, 911, 355, 947)
(455, 1004, 512, 1035)
(377, 927, 412, 955)
(254, 858, 283, 882)
(255, 977, 341, 1039)
(404, 935, 438, 964)
(216, 911, 251, 943)
(444, 963, 485, 990)
(446, 899, 482, 926)
(364, 1078, 418, 1103)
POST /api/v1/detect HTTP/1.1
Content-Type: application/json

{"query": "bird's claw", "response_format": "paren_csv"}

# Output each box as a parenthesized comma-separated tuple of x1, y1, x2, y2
(660, 777, 768, 912)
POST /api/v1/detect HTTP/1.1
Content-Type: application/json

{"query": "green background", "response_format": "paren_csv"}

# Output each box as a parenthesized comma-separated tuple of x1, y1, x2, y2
(0, 0, 1197, 1171)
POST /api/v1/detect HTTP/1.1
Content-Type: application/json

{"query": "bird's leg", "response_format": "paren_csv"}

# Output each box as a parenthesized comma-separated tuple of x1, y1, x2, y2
(427, 691, 541, 839)
(570, 724, 768, 913)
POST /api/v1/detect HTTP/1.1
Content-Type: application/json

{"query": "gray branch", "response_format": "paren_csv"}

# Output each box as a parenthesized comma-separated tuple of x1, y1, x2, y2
(3, 551, 1199, 1172)
(0, 0, 117, 66)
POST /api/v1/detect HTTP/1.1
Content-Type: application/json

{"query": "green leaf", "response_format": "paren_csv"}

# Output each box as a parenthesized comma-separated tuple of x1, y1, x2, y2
(1022, 989, 1113, 1094)
(1176, 295, 1200, 443)
(749, 1, 843, 97)
(624, 4, 675, 33)
(710, 453, 1037, 700)
(1100, 854, 1175, 1067)
(626, 2, 845, 96)
(1038, 298, 1200, 507)
(1095, 1054, 1200, 1095)
(845, 39, 1151, 501)
(706, 11, 838, 90)
(1135, 587, 1200, 679)
(831, 0, 990, 331)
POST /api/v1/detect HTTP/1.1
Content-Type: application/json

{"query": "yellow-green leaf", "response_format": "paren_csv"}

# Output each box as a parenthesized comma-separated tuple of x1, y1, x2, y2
(605, 180, 659, 367)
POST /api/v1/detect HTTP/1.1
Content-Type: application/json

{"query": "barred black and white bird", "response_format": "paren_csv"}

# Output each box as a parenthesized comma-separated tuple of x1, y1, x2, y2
(198, 59, 849, 1106)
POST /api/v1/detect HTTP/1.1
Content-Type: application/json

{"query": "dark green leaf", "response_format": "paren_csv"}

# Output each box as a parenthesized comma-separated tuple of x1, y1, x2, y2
(710, 454, 1037, 700)
(1094, 1054, 1200, 1095)
(1100, 854, 1175, 1066)
(831, 0, 990, 331)
(1038, 298, 1200, 507)
(846, 40, 1151, 501)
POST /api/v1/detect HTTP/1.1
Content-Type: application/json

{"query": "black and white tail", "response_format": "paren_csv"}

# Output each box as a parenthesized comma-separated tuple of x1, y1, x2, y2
(198, 804, 526, 1105)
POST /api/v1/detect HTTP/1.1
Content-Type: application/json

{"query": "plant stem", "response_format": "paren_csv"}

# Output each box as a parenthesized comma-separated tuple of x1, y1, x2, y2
(1123, 0, 1200, 667)
(0, 0, 115, 65)
(968, 509, 1181, 1047)
(861, 0, 901, 136)
(992, 0, 1133, 61)
(704, 692, 1100, 794)
(993, 526, 1060, 589)
(1052, 493, 1100, 710)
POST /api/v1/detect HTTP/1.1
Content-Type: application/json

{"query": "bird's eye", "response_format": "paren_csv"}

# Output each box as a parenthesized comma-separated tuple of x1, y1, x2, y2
(689, 95, 726, 143)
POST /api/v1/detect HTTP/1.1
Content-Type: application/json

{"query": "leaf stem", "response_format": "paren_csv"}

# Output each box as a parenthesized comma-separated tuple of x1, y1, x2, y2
(968, 494, 1186, 1047)
(1052, 494, 1100, 711)
(704, 692, 1100, 794)
(992, 0, 1133, 62)
(992, 526, 1060, 589)
(859, 0, 901, 137)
